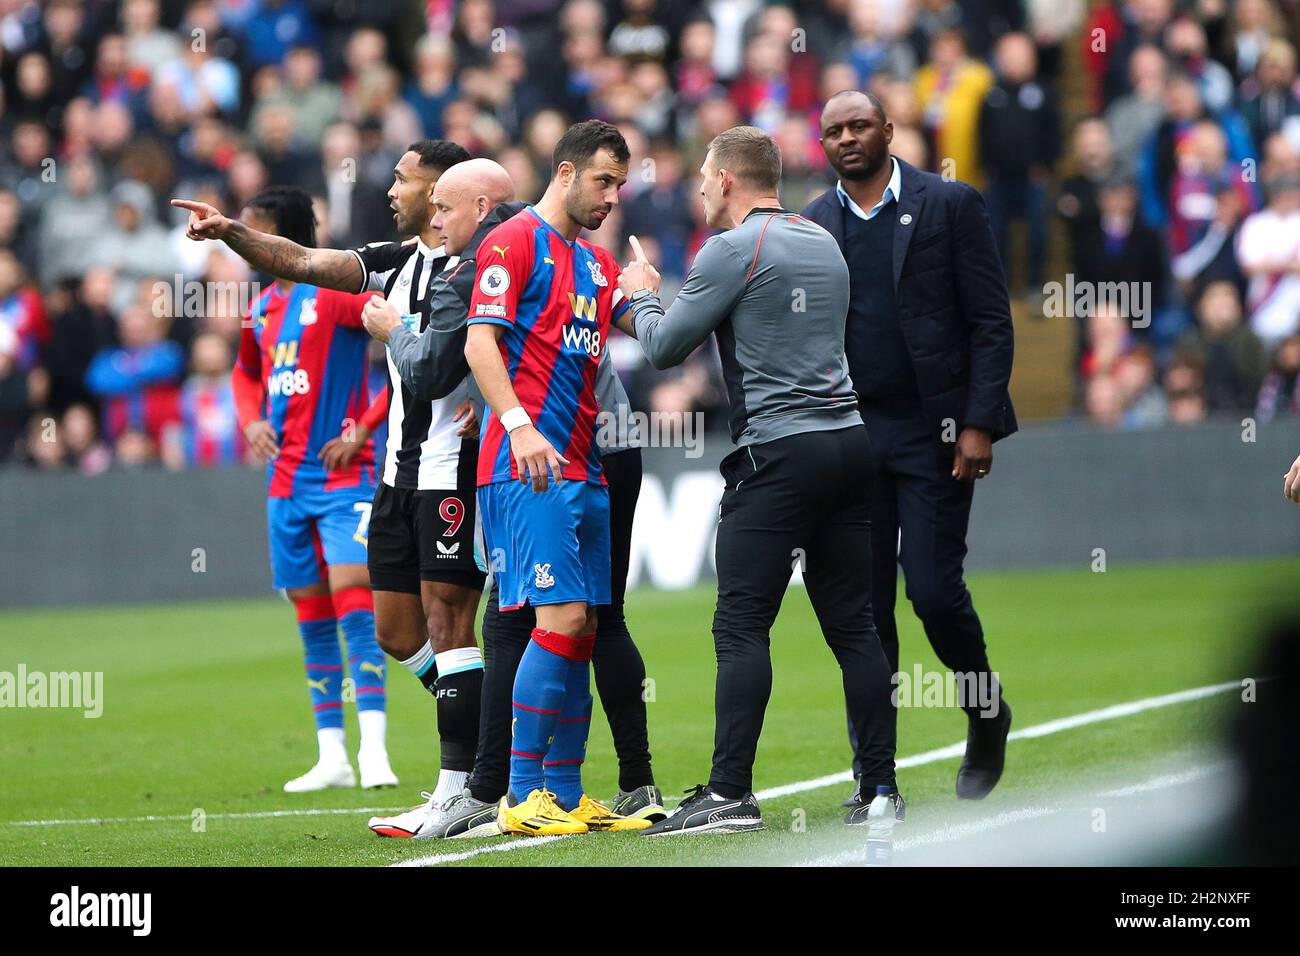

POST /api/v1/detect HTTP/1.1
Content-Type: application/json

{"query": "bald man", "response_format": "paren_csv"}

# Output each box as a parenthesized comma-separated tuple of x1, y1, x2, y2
(361, 158, 519, 397)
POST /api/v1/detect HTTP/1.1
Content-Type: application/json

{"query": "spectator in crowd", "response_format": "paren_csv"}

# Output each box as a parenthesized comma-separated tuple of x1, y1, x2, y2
(250, 45, 340, 151)
(1089, 0, 1175, 110)
(153, 3, 240, 118)
(405, 34, 459, 139)
(93, 180, 181, 312)
(1163, 355, 1209, 424)
(0, 249, 51, 460)
(1175, 280, 1267, 414)
(834, 0, 916, 89)
(36, 154, 113, 289)
(729, 23, 818, 132)
(162, 332, 243, 470)
(1164, 120, 1254, 312)
(673, 17, 718, 106)
(1139, 71, 1254, 230)
(1058, 118, 1117, 274)
(1106, 45, 1169, 177)
(1219, 0, 1285, 83)
(1235, 175, 1300, 347)
(914, 27, 993, 185)
(43, 267, 118, 416)
(1165, 16, 1236, 115)
(979, 31, 1061, 301)
(1080, 303, 1133, 389)
(1113, 346, 1169, 429)
(26, 402, 114, 476)
(122, 0, 182, 71)
(22, 413, 67, 471)
(84, 300, 183, 452)
(1257, 334, 1300, 421)
(1076, 174, 1167, 320)
(1239, 38, 1300, 155)
(62, 403, 113, 475)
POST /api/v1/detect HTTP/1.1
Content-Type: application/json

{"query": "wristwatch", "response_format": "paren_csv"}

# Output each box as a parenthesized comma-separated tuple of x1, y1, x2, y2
(630, 288, 655, 302)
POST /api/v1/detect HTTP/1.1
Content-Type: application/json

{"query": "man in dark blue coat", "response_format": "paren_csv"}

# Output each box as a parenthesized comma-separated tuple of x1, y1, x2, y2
(802, 90, 1017, 809)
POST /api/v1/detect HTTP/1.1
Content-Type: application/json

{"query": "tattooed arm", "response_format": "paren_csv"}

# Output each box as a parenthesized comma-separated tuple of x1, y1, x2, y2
(170, 198, 365, 293)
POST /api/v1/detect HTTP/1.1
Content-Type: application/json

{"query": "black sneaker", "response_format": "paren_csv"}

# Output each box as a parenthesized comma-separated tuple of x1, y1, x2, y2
(956, 700, 1012, 800)
(841, 778, 861, 808)
(843, 788, 906, 826)
(610, 785, 667, 823)
(640, 784, 764, 836)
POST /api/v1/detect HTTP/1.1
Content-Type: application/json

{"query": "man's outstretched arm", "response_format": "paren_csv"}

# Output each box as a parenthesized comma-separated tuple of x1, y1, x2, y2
(616, 234, 744, 369)
(170, 198, 365, 293)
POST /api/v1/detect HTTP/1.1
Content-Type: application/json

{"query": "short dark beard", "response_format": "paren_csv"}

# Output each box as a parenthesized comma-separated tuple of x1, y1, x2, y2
(837, 150, 888, 182)
(566, 193, 607, 232)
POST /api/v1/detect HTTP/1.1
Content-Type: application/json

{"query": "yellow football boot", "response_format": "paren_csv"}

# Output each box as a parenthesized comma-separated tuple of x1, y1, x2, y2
(496, 789, 588, 836)
(568, 794, 653, 831)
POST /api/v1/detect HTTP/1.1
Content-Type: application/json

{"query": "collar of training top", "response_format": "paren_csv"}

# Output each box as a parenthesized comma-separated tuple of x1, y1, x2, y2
(743, 206, 791, 219)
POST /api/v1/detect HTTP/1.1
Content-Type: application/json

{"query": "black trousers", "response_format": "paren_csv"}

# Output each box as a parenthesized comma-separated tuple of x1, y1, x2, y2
(849, 399, 997, 777)
(468, 447, 654, 802)
(709, 425, 897, 797)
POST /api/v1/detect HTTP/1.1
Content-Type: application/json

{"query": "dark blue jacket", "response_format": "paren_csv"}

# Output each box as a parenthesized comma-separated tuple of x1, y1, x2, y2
(801, 158, 1017, 442)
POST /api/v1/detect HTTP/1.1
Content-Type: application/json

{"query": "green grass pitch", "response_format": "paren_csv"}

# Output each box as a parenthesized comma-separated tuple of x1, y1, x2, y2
(0, 557, 1289, 867)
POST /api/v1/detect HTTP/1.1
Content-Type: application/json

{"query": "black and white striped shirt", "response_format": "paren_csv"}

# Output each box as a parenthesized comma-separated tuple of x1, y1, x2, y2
(351, 238, 472, 490)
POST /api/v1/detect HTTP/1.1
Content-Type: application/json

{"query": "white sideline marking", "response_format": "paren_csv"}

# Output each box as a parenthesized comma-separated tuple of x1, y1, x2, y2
(7, 806, 408, 827)
(390, 679, 1242, 867)
(798, 762, 1228, 867)
(804, 807, 1062, 867)
(756, 678, 1242, 802)
(390, 835, 566, 866)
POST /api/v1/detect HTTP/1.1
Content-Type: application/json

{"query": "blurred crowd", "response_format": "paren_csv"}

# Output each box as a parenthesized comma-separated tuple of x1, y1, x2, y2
(1, 0, 1299, 472)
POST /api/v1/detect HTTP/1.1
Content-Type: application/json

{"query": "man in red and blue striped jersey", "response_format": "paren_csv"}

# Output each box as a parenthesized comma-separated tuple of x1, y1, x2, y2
(464, 120, 649, 835)
(228, 187, 395, 793)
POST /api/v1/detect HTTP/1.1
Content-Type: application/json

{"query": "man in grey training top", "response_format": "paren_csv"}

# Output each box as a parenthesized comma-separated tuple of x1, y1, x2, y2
(616, 125, 899, 836)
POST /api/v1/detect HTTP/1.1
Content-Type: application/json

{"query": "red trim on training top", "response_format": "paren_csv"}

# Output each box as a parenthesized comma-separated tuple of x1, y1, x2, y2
(746, 212, 805, 283)
(746, 214, 778, 282)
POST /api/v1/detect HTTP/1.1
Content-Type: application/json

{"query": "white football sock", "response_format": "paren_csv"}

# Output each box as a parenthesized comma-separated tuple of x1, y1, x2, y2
(357, 710, 387, 755)
(431, 769, 469, 806)
(317, 727, 347, 765)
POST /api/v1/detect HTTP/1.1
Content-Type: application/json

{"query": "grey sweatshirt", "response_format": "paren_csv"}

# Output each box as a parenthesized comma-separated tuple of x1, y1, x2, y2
(630, 207, 860, 447)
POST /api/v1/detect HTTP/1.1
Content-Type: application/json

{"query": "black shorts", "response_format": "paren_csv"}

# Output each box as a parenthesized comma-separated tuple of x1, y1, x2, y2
(367, 480, 486, 596)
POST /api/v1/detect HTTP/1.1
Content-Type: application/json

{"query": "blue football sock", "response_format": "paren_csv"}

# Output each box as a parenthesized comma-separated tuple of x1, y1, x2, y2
(545, 658, 593, 811)
(509, 631, 570, 801)
(295, 595, 343, 731)
(335, 587, 385, 714)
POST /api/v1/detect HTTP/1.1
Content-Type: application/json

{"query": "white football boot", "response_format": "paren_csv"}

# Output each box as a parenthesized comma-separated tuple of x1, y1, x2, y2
(283, 758, 356, 793)
(358, 748, 399, 790)
(368, 791, 441, 838)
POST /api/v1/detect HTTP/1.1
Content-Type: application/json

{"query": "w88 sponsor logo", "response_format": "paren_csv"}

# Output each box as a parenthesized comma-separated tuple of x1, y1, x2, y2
(267, 368, 311, 396)
(561, 323, 602, 357)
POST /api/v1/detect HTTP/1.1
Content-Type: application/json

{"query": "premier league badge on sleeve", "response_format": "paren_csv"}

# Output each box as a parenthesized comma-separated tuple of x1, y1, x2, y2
(480, 264, 511, 296)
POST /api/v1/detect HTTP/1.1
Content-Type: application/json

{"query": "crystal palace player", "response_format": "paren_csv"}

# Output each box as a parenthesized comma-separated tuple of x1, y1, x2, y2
(227, 187, 395, 792)
(464, 121, 649, 834)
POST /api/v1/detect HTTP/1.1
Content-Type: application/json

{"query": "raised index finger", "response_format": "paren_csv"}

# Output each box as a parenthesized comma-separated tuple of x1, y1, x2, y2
(170, 198, 204, 213)
(628, 235, 647, 262)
